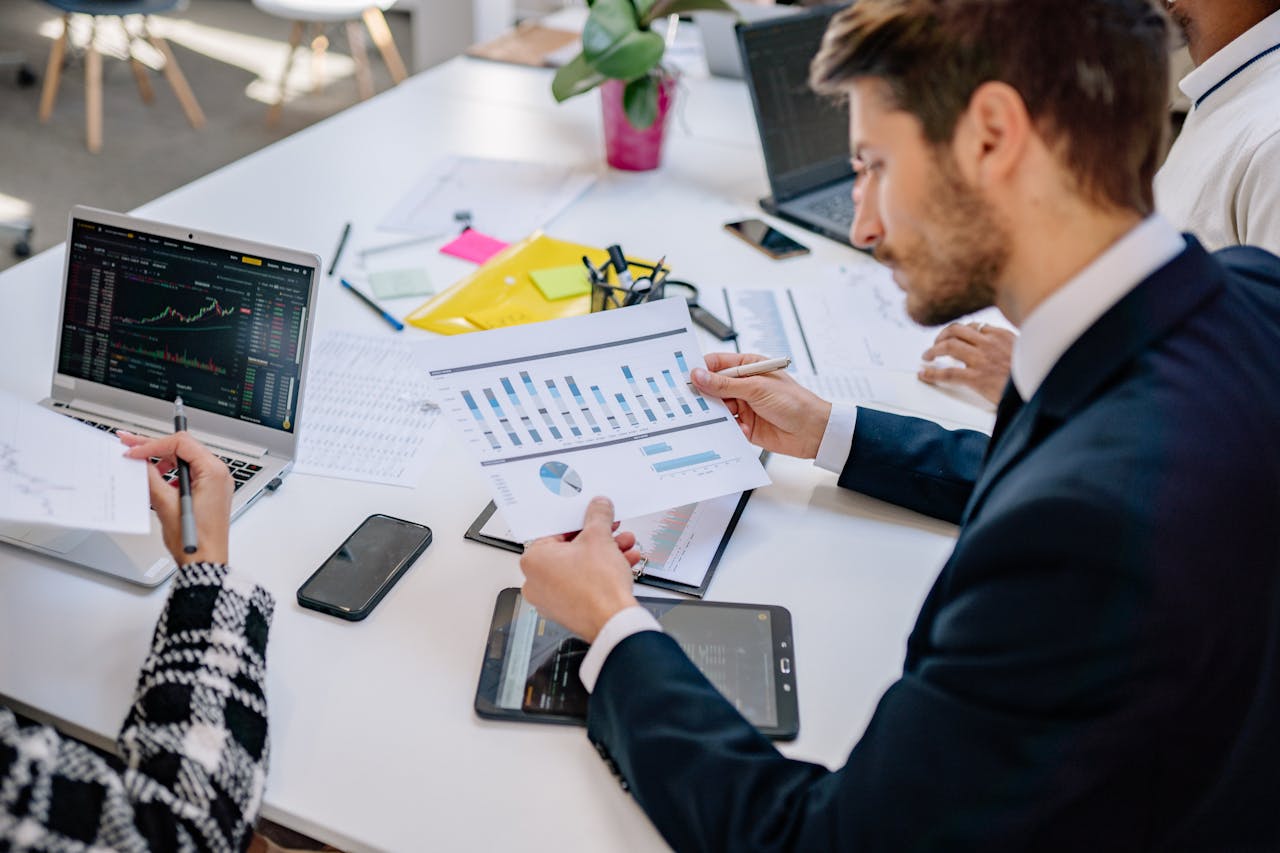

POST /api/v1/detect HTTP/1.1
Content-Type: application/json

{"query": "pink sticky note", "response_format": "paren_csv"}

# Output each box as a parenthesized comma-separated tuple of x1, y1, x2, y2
(440, 229, 509, 264)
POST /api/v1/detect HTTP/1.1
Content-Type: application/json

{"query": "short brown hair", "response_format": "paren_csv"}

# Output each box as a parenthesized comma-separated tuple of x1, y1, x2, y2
(811, 0, 1171, 213)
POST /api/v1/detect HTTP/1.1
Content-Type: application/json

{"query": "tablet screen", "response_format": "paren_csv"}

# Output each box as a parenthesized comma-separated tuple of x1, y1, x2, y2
(480, 589, 796, 738)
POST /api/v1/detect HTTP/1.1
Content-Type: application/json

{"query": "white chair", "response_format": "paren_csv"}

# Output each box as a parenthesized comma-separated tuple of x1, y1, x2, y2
(37, 0, 206, 154)
(252, 0, 408, 126)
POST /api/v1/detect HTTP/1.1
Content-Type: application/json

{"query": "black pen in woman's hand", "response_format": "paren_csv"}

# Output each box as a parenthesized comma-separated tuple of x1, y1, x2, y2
(173, 396, 198, 554)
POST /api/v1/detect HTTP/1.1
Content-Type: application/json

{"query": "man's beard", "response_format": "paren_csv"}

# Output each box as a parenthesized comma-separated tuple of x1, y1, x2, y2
(875, 152, 1008, 327)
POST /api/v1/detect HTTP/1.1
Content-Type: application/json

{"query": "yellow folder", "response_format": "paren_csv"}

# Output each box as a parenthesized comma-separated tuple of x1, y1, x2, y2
(404, 232, 654, 335)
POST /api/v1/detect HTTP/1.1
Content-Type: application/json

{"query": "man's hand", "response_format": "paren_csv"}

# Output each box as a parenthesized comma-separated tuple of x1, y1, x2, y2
(919, 322, 1016, 405)
(691, 352, 832, 459)
(519, 497, 644, 643)
(119, 431, 232, 565)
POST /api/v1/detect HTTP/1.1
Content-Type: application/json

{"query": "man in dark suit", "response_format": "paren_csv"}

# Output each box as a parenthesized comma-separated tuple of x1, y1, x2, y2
(519, 0, 1280, 849)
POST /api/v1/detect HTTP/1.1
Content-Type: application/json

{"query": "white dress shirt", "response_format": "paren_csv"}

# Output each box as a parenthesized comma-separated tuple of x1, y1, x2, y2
(1154, 9, 1280, 253)
(578, 216, 1187, 693)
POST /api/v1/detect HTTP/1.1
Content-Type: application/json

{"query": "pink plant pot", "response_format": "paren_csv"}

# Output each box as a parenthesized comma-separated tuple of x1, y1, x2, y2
(601, 76, 676, 172)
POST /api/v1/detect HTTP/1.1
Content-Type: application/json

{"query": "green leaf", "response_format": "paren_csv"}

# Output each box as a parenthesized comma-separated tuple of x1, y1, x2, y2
(587, 28, 666, 80)
(582, 0, 642, 59)
(582, 0, 666, 80)
(552, 52, 608, 101)
(641, 0, 733, 26)
(634, 0, 656, 20)
(623, 75, 660, 129)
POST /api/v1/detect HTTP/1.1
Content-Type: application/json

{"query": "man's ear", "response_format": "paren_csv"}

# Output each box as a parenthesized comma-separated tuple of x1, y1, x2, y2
(951, 81, 1030, 188)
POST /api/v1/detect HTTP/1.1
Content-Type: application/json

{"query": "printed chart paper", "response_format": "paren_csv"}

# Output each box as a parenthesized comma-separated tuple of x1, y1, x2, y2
(417, 299, 771, 540)
(481, 492, 745, 589)
(0, 390, 148, 533)
(295, 332, 441, 487)
(379, 156, 598, 243)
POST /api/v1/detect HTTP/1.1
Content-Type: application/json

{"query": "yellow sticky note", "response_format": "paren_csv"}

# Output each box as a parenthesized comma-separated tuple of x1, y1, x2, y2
(530, 264, 592, 301)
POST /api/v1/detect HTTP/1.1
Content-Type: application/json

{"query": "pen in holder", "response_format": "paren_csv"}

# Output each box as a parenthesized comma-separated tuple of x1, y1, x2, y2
(587, 246, 668, 312)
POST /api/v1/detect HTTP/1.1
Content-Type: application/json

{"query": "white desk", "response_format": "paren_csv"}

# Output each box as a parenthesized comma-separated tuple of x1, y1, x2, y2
(0, 57, 969, 851)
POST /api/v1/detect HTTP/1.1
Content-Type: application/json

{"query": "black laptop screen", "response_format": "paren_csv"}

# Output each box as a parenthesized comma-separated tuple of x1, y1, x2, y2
(57, 218, 313, 433)
(739, 5, 853, 201)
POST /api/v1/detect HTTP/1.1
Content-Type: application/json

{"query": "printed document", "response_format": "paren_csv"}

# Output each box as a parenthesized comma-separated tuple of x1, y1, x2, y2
(480, 492, 745, 589)
(416, 298, 771, 540)
(380, 156, 597, 243)
(295, 331, 441, 487)
(0, 390, 148, 533)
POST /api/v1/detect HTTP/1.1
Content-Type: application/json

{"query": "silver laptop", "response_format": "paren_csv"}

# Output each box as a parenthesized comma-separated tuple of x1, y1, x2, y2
(0, 206, 320, 587)
(695, 0, 799, 79)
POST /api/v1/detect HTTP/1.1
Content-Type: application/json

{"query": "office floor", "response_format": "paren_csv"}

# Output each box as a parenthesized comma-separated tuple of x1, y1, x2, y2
(0, 0, 413, 271)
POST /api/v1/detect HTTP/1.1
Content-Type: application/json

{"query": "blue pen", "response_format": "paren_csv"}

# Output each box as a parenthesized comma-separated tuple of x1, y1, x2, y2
(340, 278, 405, 331)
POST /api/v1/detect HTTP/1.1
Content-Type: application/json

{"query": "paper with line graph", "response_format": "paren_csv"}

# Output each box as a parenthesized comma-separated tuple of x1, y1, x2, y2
(415, 298, 770, 540)
(0, 389, 149, 533)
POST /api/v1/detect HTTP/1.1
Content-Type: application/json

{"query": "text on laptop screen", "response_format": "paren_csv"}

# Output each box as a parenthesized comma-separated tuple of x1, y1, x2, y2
(741, 7, 852, 200)
(57, 218, 312, 432)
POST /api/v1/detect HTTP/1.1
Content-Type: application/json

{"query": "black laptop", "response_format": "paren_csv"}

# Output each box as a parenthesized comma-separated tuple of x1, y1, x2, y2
(737, 5, 857, 247)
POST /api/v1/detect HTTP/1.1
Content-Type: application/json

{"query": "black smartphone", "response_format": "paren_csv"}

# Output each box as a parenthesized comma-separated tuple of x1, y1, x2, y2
(297, 514, 432, 621)
(724, 218, 810, 259)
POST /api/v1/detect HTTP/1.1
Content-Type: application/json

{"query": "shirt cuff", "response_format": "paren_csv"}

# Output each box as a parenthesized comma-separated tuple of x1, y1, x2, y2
(579, 605, 663, 693)
(815, 402, 859, 473)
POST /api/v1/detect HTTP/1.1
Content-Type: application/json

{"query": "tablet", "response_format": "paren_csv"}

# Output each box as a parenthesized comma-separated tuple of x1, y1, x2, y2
(476, 588, 798, 740)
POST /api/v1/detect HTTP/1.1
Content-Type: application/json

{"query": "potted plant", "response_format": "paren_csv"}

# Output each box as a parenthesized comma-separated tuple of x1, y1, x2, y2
(552, 0, 733, 170)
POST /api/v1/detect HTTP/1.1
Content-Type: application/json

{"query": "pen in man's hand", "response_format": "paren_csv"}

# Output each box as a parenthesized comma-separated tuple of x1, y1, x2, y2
(340, 278, 405, 331)
(173, 396, 198, 555)
(327, 221, 352, 277)
(701, 356, 792, 381)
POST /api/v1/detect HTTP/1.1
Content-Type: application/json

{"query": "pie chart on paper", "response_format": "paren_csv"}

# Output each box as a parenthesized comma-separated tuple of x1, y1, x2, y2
(539, 461, 583, 497)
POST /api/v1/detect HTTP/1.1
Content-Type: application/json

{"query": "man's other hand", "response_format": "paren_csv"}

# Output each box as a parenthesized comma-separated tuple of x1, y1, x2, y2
(691, 352, 832, 459)
(520, 497, 643, 643)
(120, 431, 232, 565)
(919, 322, 1016, 405)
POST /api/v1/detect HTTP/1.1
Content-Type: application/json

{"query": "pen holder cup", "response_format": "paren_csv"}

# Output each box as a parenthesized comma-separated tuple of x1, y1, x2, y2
(590, 269, 667, 312)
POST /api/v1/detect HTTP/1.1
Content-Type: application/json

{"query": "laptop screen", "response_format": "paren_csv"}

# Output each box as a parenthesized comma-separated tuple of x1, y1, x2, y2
(57, 217, 313, 433)
(739, 5, 853, 201)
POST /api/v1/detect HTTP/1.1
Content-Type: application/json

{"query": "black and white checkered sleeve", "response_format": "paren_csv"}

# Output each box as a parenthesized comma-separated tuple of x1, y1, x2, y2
(0, 562, 274, 852)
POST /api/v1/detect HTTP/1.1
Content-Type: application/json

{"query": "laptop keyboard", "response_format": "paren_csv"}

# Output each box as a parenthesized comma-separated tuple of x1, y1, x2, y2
(802, 191, 855, 226)
(62, 413, 262, 492)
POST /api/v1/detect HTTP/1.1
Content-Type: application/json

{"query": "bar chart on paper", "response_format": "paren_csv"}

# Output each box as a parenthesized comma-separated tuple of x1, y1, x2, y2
(417, 299, 770, 540)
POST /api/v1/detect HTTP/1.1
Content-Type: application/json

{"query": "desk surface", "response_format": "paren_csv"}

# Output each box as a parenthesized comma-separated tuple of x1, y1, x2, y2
(0, 56, 974, 851)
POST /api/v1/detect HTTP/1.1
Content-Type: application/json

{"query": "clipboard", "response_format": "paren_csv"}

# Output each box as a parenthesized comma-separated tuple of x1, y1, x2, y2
(463, 490, 756, 599)
(404, 232, 655, 335)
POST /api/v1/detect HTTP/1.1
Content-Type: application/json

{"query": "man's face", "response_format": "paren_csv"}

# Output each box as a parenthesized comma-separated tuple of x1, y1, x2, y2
(847, 80, 1008, 327)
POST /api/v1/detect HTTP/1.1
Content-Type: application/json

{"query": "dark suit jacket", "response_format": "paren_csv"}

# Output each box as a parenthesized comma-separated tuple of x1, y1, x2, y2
(587, 239, 1280, 851)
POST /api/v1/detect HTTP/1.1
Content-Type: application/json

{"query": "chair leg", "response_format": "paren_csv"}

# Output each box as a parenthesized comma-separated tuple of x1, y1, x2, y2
(268, 20, 304, 127)
(309, 22, 327, 94)
(144, 17, 206, 129)
(126, 16, 155, 105)
(86, 18, 103, 153)
(346, 21, 374, 100)
(362, 8, 407, 84)
(38, 14, 69, 123)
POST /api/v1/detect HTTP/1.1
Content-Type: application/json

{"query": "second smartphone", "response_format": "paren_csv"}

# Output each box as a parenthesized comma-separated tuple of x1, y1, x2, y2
(724, 218, 811, 259)
(297, 514, 432, 621)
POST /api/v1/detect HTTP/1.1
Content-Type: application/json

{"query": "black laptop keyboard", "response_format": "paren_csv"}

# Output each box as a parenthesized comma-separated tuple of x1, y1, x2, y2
(61, 412, 262, 492)
(802, 191, 855, 226)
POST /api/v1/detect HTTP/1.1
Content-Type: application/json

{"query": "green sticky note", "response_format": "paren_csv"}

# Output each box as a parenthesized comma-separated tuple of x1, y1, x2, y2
(369, 268, 433, 299)
(530, 264, 592, 300)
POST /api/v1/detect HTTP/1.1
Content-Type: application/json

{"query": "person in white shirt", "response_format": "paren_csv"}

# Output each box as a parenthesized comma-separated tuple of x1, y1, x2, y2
(515, 0, 1280, 849)
(917, 0, 1280, 404)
